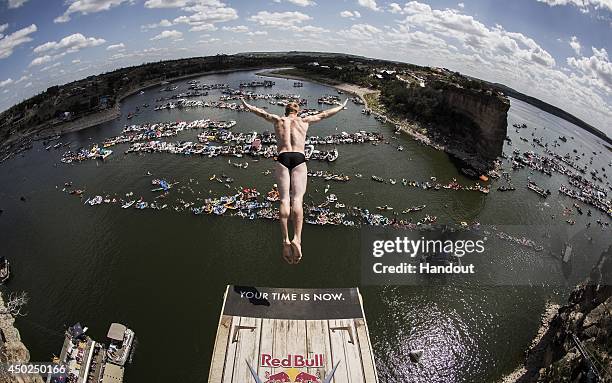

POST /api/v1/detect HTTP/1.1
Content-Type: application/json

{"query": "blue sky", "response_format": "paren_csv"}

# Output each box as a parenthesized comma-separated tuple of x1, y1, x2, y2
(0, 0, 610, 133)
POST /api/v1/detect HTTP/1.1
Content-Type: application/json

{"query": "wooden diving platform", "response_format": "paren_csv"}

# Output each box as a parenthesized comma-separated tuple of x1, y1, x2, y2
(208, 286, 379, 383)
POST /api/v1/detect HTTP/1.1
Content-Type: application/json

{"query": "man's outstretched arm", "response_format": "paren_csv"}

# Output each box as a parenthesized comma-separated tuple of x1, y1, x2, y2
(241, 98, 281, 123)
(303, 98, 348, 124)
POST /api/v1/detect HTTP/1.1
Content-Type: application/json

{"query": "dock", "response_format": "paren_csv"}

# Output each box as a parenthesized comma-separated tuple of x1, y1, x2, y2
(208, 286, 379, 383)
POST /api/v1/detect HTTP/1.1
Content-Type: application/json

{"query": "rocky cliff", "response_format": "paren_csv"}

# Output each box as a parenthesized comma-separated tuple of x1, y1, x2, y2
(0, 294, 43, 383)
(442, 86, 510, 162)
(514, 245, 612, 382)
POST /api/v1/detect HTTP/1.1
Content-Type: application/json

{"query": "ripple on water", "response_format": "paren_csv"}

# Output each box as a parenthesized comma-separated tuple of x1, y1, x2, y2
(372, 285, 493, 383)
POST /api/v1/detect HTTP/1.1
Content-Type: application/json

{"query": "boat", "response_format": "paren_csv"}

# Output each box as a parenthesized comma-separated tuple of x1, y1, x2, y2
(88, 195, 103, 206)
(402, 205, 426, 213)
(106, 323, 135, 366)
(527, 181, 550, 198)
(397, 145, 404, 151)
(326, 148, 338, 162)
(326, 194, 338, 203)
(376, 205, 393, 211)
(497, 185, 515, 191)
(121, 200, 135, 209)
(0, 257, 10, 284)
(371, 175, 384, 182)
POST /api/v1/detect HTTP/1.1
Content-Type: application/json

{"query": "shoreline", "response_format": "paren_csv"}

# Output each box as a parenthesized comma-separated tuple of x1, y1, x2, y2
(0, 66, 274, 164)
(44, 67, 270, 137)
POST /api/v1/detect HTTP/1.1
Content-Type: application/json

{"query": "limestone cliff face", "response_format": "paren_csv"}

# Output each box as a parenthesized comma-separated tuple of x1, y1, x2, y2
(442, 87, 510, 161)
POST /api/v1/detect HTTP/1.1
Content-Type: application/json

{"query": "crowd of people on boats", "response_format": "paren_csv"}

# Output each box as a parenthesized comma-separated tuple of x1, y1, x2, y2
(503, 127, 610, 219)
(60, 117, 384, 164)
(62, 180, 555, 253)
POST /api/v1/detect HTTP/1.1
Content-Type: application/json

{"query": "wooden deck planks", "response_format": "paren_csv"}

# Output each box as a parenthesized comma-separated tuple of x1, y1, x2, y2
(257, 318, 275, 379)
(208, 315, 232, 383)
(231, 317, 261, 383)
(306, 320, 333, 381)
(221, 315, 241, 383)
(355, 318, 378, 383)
(328, 319, 352, 383)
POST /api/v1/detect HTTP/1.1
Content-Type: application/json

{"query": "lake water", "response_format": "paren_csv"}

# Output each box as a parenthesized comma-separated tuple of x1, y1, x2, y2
(0, 69, 610, 382)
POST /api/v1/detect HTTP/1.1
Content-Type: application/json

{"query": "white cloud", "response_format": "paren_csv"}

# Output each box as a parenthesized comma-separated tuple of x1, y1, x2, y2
(0, 24, 37, 59)
(197, 37, 221, 44)
(7, 0, 29, 8)
(150, 30, 183, 40)
(34, 33, 106, 54)
(24, 82, 32, 88)
(143, 0, 237, 31)
(72, 59, 81, 64)
(0, 78, 14, 87)
(29, 55, 52, 67)
(249, 11, 311, 26)
(569, 35, 581, 55)
(143, 0, 190, 7)
(247, 11, 328, 34)
(107, 43, 126, 51)
(567, 47, 612, 91)
(222, 25, 249, 33)
(389, 2, 402, 13)
(15, 74, 30, 83)
(272, 0, 316, 6)
(340, 10, 361, 18)
(189, 24, 218, 32)
(247, 30, 268, 36)
(458, 2, 465, 8)
(358, 0, 380, 11)
(54, 0, 131, 23)
(40, 62, 61, 72)
(536, 0, 612, 12)
(141, 19, 173, 30)
(0, 24, 7, 34)
(338, 23, 382, 39)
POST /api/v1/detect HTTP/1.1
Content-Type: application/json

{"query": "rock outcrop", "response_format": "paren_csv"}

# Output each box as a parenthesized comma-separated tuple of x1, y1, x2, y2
(442, 86, 510, 162)
(513, 245, 612, 382)
(0, 294, 43, 383)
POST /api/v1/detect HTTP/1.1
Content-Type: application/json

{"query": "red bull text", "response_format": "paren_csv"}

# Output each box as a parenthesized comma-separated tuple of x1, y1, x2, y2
(260, 354, 324, 368)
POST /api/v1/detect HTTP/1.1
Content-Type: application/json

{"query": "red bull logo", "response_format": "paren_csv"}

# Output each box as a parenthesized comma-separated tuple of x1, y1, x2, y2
(247, 359, 340, 383)
(261, 354, 324, 368)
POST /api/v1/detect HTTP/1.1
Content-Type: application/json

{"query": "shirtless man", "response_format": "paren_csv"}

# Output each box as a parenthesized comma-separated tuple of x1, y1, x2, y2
(241, 97, 348, 263)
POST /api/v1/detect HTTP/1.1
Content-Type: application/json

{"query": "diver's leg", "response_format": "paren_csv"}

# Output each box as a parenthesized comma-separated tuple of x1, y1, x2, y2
(290, 162, 307, 263)
(275, 161, 293, 264)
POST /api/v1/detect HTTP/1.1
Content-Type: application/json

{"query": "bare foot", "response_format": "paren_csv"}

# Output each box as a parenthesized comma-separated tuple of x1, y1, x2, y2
(291, 239, 302, 264)
(282, 242, 293, 264)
